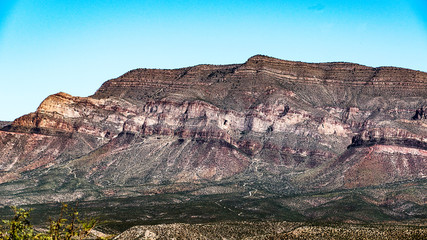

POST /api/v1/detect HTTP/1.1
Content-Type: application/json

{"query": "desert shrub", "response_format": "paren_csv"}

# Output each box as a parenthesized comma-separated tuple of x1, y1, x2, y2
(0, 206, 37, 240)
(46, 203, 97, 240)
(0, 204, 109, 240)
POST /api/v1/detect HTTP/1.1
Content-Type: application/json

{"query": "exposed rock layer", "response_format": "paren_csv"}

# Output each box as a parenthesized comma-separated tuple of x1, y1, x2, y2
(0, 55, 426, 221)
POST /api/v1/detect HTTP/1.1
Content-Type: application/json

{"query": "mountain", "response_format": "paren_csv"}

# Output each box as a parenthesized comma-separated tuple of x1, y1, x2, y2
(0, 121, 11, 128)
(0, 55, 426, 227)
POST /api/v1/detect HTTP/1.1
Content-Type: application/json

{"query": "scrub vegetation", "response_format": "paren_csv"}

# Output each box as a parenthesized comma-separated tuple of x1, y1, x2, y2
(0, 205, 112, 240)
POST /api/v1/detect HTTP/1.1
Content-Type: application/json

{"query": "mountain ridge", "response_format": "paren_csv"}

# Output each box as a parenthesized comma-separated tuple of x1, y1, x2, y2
(0, 55, 425, 226)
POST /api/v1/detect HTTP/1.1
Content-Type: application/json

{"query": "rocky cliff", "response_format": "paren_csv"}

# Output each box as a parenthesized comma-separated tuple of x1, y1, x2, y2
(0, 55, 425, 224)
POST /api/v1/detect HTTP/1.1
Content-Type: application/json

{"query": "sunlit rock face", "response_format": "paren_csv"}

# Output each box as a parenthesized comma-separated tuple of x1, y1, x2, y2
(0, 55, 426, 212)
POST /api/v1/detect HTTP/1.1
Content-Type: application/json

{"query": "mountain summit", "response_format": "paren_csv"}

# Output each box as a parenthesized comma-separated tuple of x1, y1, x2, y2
(0, 55, 426, 224)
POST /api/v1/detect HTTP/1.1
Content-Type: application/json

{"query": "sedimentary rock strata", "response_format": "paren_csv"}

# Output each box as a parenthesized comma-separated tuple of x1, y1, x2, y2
(0, 55, 425, 219)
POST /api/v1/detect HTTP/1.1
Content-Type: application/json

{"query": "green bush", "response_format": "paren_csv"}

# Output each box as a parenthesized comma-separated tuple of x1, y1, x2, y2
(0, 206, 37, 240)
(0, 204, 110, 240)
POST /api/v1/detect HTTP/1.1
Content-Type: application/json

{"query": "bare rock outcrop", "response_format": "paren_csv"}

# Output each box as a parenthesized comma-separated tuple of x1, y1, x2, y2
(0, 55, 426, 219)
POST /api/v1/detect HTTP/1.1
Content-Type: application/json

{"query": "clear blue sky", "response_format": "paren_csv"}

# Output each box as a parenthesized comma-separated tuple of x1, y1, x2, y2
(0, 0, 426, 121)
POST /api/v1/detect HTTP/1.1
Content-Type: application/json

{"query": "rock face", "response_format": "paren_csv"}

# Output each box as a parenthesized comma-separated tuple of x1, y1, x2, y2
(0, 55, 426, 222)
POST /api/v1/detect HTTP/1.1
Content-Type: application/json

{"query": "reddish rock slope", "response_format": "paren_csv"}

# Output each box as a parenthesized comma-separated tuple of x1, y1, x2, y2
(0, 55, 425, 217)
